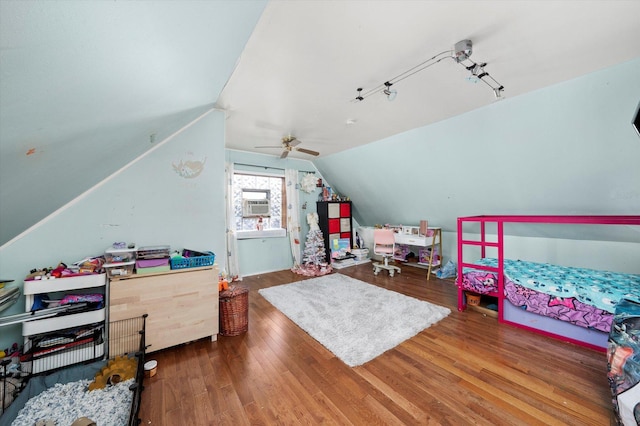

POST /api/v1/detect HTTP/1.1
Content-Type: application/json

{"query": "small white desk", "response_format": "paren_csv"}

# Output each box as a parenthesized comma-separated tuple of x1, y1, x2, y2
(393, 227, 442, 280)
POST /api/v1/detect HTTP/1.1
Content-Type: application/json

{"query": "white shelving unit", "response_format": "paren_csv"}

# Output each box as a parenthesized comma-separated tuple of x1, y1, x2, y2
(22, 274, 107, 373)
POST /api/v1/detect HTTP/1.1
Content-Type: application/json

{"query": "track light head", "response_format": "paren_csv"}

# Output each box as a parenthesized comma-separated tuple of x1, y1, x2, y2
(383, 82, 397, 101)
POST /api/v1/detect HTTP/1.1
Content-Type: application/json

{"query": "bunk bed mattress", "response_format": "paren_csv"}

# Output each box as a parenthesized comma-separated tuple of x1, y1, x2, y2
(462, 258, 640, 333)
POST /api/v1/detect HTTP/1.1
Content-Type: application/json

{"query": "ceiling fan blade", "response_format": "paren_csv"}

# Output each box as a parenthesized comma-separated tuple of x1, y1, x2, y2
(280, 150, 289, 159)
(282, 135, 301, 147)
(295, 147, 320, 156)
(255, 145, 282, 149)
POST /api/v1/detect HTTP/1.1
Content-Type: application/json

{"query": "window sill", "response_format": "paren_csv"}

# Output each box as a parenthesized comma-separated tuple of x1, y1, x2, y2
(236, 229, 287, 240)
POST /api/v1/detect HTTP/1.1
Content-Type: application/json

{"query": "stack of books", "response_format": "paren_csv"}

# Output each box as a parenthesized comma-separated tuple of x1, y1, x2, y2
(330, 238, 371, 269)
(350, 248, 370, 262)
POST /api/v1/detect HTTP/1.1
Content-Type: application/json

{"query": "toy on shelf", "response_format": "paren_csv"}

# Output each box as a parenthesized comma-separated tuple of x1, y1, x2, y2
(218, 270, 229, 292)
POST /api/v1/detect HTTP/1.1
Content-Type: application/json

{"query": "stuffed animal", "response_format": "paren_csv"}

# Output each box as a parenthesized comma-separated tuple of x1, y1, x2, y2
(50, 263, 67, 278)
(218, 270, 229, 291)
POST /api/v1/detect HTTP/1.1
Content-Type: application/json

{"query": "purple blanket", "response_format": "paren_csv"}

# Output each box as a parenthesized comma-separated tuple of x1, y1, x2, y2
(462, 269, 612, 332)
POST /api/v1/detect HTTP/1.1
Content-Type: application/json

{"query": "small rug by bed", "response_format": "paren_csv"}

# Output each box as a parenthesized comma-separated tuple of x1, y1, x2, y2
(258, 273, 450, 367)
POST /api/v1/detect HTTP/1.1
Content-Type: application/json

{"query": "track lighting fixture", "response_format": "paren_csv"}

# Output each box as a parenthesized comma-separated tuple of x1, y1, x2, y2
(353, 39, 504, 102)
(454, 39, 473, 63)
(382, 82, 397, 101)
(355, 87, 364, 101)
(466, 62, 487, 80)
(459, 53, 504, 98)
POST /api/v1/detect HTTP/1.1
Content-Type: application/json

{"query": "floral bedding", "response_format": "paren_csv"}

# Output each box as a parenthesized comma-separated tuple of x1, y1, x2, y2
(462, 258, 640, 333)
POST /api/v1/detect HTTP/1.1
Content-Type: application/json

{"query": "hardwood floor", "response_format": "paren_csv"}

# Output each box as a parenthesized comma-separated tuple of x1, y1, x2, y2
(138, 264, 613, 425)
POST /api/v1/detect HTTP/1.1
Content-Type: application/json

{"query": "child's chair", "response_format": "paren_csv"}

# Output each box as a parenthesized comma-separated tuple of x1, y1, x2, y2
(372, 229, 401, 277)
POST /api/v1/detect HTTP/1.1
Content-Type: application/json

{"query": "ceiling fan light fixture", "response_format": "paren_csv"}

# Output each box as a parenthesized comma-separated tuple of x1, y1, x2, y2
(255, 135, 319, 158)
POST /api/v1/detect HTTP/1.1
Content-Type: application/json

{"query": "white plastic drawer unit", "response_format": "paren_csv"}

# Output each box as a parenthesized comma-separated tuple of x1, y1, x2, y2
(22, 273, 107, 336)
(22, 308, 106, 336)
(28, 342, 106, 374)
(104, 246, 137, 263)
(23, 273, 106, 296)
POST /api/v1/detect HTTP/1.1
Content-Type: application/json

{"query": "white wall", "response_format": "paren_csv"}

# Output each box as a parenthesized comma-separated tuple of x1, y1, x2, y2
(315, 59, 640, 239)
(0, 0, 267, 246)
(225, 150, 323, 276)
(0, 110, 226, 349)
(2, 59, 639, 351)
(315, 59, 640, 274)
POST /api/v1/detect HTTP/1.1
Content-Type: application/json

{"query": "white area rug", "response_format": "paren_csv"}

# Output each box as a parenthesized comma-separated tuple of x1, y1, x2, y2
(258, 273, 451, 367)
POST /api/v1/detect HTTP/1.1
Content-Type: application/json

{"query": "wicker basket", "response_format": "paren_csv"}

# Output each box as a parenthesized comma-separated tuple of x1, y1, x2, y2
(219, 285, 249, 336)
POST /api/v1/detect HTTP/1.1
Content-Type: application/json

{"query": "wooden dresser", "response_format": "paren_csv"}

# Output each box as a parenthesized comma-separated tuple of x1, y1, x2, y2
(109, 266, 218, 353)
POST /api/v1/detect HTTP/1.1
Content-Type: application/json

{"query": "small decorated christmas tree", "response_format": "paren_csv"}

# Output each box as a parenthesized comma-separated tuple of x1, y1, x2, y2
(292, 212, 332, 276)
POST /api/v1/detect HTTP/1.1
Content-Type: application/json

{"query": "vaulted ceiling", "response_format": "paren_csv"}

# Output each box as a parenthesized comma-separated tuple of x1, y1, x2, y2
(219, 1, 640, 158)
(1, 1, 640, 245)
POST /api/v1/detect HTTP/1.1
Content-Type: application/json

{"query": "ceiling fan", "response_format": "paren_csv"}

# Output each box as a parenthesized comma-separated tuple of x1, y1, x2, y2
(255, 135, 320, 159)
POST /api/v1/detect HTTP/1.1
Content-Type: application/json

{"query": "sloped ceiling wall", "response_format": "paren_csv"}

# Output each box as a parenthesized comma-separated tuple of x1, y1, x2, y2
(0, 0, 267, 246)
(314, 58, 640, 243)
(1, 1, 638, 251)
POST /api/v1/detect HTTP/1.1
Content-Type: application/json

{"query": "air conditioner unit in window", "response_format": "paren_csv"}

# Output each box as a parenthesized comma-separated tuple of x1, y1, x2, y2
(243, 200, 271, 217)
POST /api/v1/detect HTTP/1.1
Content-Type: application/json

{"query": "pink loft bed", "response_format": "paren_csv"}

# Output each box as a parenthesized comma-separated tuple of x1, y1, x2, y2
(456, 215, 640, 352)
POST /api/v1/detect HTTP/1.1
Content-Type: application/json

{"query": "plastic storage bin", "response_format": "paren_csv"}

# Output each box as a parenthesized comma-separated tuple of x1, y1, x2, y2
(104, 261, 135, 277)
(170, 250, 215, 270)
(104, 246, 137, 264)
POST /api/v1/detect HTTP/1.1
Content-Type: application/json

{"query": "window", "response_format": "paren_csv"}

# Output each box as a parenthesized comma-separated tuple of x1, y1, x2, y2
(233, 172, 286, 236)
